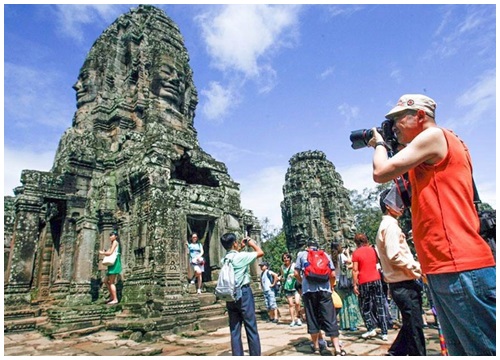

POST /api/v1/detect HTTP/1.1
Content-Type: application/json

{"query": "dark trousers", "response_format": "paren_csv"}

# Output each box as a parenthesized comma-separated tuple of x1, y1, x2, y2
(303, 291, 339, 337)
(388, 280, 426, 356)
(226, 285, 261, 356)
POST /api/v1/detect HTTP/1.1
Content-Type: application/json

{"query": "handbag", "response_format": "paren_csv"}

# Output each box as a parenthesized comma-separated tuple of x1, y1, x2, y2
(283, 266, 296, 291)
(102, 246, 118, 266)
(332, 290, 343, 309)
(338, 273, 353, 290)
(337, 255, 353, 290)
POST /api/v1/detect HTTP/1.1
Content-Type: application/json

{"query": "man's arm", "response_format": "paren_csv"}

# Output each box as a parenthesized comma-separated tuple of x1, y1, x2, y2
(371, 126, 447, 183)
(246, 238, 264, 258)
(329, 270, 336, 290)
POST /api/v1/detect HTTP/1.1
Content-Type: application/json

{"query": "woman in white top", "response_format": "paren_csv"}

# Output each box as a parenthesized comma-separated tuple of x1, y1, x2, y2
(187, 232, 204, 294)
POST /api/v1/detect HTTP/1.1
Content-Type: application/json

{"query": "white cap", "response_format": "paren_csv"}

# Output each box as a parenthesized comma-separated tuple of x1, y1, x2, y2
(385, 94, 436, 119)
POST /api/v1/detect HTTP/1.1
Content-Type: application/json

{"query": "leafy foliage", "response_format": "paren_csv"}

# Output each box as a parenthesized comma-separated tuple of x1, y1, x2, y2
(260, 217, 280, 242)
(349, 183, 391, 244)
(261, 230, 288, 273)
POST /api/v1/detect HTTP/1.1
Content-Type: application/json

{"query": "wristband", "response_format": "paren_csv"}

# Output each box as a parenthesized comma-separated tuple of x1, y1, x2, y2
(375, 141, 385, 148)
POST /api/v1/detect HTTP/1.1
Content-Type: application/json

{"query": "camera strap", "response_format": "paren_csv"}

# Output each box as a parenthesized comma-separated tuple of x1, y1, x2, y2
(394, 174, 412, 208)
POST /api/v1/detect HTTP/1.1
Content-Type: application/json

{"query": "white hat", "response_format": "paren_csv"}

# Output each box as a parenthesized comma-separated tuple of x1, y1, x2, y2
(385, 94, 436, 119)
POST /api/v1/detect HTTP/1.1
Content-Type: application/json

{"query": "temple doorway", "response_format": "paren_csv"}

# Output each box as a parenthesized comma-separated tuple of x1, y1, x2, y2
(187, 215, 216, 282)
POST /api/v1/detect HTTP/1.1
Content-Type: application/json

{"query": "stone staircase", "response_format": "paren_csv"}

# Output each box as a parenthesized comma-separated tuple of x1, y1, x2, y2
(4, 308, 46, 333)
(4, 282, 265, 339)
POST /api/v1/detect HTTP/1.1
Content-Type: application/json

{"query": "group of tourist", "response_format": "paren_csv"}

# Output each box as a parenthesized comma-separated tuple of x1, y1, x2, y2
(216, 93, 495, 356)
(98, 93, 495, 356)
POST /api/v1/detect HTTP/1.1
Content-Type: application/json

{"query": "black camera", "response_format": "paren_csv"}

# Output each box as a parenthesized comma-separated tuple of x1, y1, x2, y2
(350, 120, 398, 153)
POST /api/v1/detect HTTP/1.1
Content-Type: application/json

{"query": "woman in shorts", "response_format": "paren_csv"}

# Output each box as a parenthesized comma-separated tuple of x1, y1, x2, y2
(187, 232, 204, 294)
(280, 253, 303, 327)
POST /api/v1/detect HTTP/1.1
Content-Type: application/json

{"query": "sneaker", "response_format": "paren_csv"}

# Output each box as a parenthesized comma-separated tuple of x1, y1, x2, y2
(197, 288, 201, 294)
(289, 321, 296, 327)
(381, 334, 388, 341)
(190, 279, 195, 284)
(361, 329, 377, 339)
(295, 319, 302, 326)
(272, 318, 279, 324)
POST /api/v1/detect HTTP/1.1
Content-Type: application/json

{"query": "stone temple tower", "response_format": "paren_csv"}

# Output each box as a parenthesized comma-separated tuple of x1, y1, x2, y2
(281, 150, 356, 253)
(4, 5, 260, 335)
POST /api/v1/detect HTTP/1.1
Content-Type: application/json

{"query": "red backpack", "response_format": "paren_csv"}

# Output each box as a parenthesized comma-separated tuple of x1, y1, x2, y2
(304, 249, 331, 283)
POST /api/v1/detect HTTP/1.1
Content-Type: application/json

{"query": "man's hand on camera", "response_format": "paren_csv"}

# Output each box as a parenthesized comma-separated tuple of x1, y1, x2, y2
(368, 127, 384, 148)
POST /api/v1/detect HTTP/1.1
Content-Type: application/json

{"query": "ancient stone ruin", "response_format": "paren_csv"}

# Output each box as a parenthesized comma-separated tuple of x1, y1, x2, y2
(281, 150, 356, 252)
(4, 5, 261, 337)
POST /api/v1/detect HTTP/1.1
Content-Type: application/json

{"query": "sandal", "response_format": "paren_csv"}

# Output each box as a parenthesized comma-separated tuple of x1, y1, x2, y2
(309, 344, 320, 354)
(335, 349, 347, 356)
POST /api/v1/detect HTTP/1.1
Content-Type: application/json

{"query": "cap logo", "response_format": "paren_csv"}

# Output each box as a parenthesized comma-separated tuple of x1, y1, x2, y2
(407, 99, 414, 106)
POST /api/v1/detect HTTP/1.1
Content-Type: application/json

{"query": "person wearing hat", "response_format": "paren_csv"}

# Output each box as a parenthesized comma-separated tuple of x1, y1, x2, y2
(99, 230, 122, 305)
(375, 187, 425, 356)
(368, 94, 496, 355)
(259, 261, 279, 323)
(294, 239, 346, 355)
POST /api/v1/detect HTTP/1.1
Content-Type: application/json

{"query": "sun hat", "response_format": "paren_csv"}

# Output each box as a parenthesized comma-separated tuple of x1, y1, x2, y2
(385, 94, 437, 119)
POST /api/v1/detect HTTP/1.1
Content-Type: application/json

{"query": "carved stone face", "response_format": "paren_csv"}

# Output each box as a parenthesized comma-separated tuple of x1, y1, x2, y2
(151, 55, 187, 111)
(342, 222, 356, 239)
(73, 69, 97, 107)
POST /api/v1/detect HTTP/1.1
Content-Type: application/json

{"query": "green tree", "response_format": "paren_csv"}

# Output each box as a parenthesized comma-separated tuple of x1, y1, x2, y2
(350, 183, 413, 244)
(349, 183, 391, 244)
(261, 230, 288, 272)
(260, 217, 280, 242)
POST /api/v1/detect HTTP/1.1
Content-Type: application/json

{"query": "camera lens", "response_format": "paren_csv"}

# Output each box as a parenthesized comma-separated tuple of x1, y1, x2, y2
(350, 129, 373, 149)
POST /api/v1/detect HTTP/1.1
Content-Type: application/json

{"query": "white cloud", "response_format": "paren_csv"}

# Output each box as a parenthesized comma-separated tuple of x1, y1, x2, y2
(197, 5, 301, 78)
(475, 180, 496, 210)
(238, 166, 287, 229)
(428, 5, 495, 59)
(337, 162, 375, 194)
(54, 4, 124, 43)
(326, 5, 364, 18)
(4, 63, 73, 129)
(337, 103, 360, 126)
(4, 147, 56, 196)
(320, 66, 335, 80)
(389, 69, 402, 83)
(238, 162, 381, 230)
(200, 81, 238, 121)
(442, 69, 495, 129)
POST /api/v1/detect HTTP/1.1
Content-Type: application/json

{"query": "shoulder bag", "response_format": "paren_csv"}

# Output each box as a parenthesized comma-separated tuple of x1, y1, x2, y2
(102, 246, 118, 267)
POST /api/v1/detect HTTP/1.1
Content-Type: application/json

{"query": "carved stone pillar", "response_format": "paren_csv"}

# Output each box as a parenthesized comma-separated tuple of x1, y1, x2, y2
(67, 217, 98, 305)
(4, 193, 43, 307)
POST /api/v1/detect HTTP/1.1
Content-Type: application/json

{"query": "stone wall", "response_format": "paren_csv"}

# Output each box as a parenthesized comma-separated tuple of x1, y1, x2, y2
(4, 5, 260, 335)
(281, 150, 356, 252)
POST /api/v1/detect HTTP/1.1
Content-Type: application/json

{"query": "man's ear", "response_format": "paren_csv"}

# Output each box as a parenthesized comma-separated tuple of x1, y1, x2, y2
(416, 109, 426, 121)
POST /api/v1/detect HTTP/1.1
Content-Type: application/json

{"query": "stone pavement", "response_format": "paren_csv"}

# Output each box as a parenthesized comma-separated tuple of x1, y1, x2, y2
(4, 304, 444, 356)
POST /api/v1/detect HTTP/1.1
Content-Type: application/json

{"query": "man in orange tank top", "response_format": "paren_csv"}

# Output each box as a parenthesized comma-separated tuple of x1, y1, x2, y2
(367, 94, 495, 355)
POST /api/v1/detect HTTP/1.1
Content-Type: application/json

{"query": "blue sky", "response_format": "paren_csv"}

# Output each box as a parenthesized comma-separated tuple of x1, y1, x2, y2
(4, 4, 496, 229)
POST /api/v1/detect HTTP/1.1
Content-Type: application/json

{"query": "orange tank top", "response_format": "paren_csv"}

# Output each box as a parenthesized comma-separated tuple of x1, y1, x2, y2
(408, 128, 495, 274)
